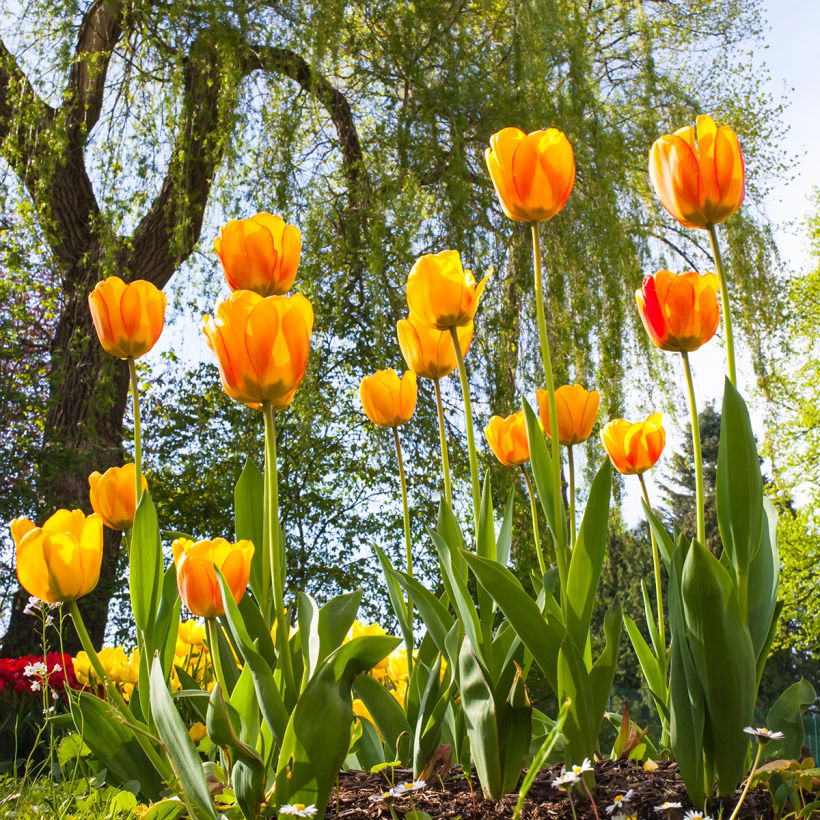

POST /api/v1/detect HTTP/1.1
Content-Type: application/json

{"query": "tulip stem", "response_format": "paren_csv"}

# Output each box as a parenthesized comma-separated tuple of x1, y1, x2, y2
(638, 474, 666, 653)
(433, 378, 452, 508)
(567, 445, 577, 549)
(449, 327, 481, 540)
(707, 224, 737, 387)
(531, 224, 567, 585)
(392, 426, 414, 671)
(521, 466, 546, 576)
(128, 357, 144, 509)
(206, 618, 229, 697)
(263, 403, 295, 701)
(681, 352, 706, 547)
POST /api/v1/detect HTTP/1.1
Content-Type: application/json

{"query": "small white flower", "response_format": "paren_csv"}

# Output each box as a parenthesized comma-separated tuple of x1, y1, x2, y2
(23, 661, 47, 678)
(44, 615, 54, 627)
(30, 680, 41, 692)
(743, 726, 785, 743)
(606, 789, 636, 814)
(23, 596, 41, 615)
(655, 801, 682, 812)
(611, 814, 638, 820)
(52, 663, 61, 672)
(387, 780, 427, 797)
(51, 691, 59, 701)
(552, 770, 581, 788)
(683, 811, 713, 820)
(278, 804, 318, 817)
(569, 757, 594, 777)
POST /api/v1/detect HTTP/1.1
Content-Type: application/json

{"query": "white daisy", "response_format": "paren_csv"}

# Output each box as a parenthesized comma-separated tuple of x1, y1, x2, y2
(606, 789, 636, 814)
(278, 804, 318, 817)
(743, 726, 785, 743)
(552, 770, 581, 788)
(569, 757, 594, 778)
(387, 780, 427, 797)
(683, 811, 713, 820)
(655, 801, 682, 812)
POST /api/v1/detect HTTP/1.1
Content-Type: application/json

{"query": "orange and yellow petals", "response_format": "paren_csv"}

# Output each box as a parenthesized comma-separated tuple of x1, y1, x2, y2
(359, 369, 417, 428)
(214, 213, 301, 296)
(88, 463, 147, 530)
(88, 276, 166, 359)
(600, 413, 666, 476)
(484, 411, 530, 467)
(537, 385, 601, 446)
(485, 127, 575, 222)
(396, 314, 473, 380)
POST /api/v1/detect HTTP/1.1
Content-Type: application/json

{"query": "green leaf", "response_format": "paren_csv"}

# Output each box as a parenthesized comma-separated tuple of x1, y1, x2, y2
(374, 544, 414, 656)
(556, 637, 595, 759)
(496, 488, 515, 567)
(318, 590, 363, 662)
(717, 378, 764, 577)
(765, 678, 817, 760)
(141, 798, 185, 820)
(352, 674, 412, 762)
(747, 498, 779, 660)
(623, 615, 668, 722)
(149, 658, 217, 818)
(589, 598, 622, 725)
(235, 457, 267, 611)
(413, 656, 451, 777)
(130, 493, 162, 634)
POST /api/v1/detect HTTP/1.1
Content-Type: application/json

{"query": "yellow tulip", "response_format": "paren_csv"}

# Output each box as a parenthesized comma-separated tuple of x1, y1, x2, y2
(485, 127, 576, 222)
(177, 619, 206, 647)
(88, 463, 147, 530)
(649, 115, 745, 229)
(537, 385, 600, 446)
(396, 314, 474, 380)
(214, 213, 302, 296)
(203, 290, 313, 410)
(601, 413, 666, 476)
(172, 537, 254, 619)
(484, 412, 530, 467)
(406, 250, 490, 330)
(359, 369, 417, 428)
(188, 722, 208, 743)
(11, 509, 103, 603)
(88, 276, 166, 359)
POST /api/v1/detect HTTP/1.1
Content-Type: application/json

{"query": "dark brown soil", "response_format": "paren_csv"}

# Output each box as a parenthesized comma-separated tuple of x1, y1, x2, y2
(328, 760, 774, 818)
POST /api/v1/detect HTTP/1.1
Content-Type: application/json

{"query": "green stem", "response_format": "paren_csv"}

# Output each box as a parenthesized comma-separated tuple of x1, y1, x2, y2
(707, 223, 737, 387)
(521, 466, 546, 576)
(681, 352, 706, 546)
(638, 474, 666, 652)
(531, 223, 567, 588)
(263, 403, 295, 700)
(567, 445, 577, 549)
(433, 378, 452, 507)
(206, 618, 228, 696)
(128, 357, 143, 507)
(392, 426, 414, 672)
(449, 326, 481, 539)
(729, 741, 763, 820)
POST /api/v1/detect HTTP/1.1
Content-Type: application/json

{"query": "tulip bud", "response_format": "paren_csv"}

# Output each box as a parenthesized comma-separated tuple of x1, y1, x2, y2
(173, 537, 254, 619)
(537, 385, 600, 446)
(214, 213, 302, 296)
(484, 411, 530, 467)
(88, 276, 166, 359)
(406, 251, 490, 330)
(396, 314, 474, 380)
(649, 115, 745, 229)
(359, 369, 417, 428)
(600, 413, 665, 476)
(485, 127, 575, 222)
(88, 463, 147, 530)
(11, 509, 103, 603)
(635, 270, 720, 353)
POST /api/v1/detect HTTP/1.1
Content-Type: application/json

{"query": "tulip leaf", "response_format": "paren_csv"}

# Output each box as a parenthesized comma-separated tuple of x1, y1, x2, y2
(589, 597, 622, 730)
(234, 457, 268, 614)
(374, 544, 414, 657)
(297, 592, 322, 683)
(717, 378, 764, 578)
(352, 673, 412, 762)
(149, 657, 217, 819)
(413, 656, 451, 778)
(436, 499, 467, 578)
(476, 472, 497, 657)
(624, 615, 669, 722)
(391, 567, 454, 658)
(130, 493, 162, 634)
(496, 487, 515, 568)
(747, 498, 779, 660)
(765, 678, 817, 761)
(556, 637, 596, 759)
(318, 590, 364, 660)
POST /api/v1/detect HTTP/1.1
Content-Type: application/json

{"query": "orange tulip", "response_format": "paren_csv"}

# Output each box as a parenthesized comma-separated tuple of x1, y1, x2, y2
(88, 276, 166, 359)
(203, 290, 313, 410)
(359, 369, 417, 427)
(636, 270, 720, 353)
(396, 314, 474, 380)
(214, 213, 301, 296)
(11, 510, 103, 603)
(649, 115, 745, 229)
(537, 385, 600, 446)
(173, 537, 254, 619)
(484, 411, 529, 467)
(88, 464, 148, 530)
(601, 413, 665, 476)
(406, 251, 490, 330)
(485, 127, 576, 222)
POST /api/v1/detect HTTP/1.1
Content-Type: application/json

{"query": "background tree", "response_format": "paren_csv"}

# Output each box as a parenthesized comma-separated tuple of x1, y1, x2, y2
(0, 0, 787, 653)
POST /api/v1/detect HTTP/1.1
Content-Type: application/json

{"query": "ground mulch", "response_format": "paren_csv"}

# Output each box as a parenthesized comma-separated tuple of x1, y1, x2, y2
(329, 760, 774, 818)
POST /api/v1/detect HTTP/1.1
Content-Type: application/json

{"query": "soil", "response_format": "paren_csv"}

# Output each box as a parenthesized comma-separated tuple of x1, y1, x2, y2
(328, 760, 774, 818)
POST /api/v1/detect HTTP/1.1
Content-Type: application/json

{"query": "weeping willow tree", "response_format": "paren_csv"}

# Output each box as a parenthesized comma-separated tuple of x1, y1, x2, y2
(0, 0, 785, 653)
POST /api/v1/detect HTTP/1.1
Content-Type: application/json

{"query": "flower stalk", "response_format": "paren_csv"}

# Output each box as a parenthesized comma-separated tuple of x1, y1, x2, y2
(638, 474, 666, 652)
(432, 378, 452, 507)
(521, 466, 546, 576)
(127, 357, 144, 509)
(392, 425, 414, 670)
(567, 445, 577, 548)
(707, 224, 737, 386)
(681, 352, 706, 546)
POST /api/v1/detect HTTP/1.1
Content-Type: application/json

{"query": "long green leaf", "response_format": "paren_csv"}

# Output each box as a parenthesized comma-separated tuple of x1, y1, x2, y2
(234, 457, 267, 610)
(747, 498, 779, 659)
(374, 544, 414, 655)
(623, 615, 668, 721)
(130, 493, 162, 634)
(392, 568, 454, 658)
(352, 674, 412, 762)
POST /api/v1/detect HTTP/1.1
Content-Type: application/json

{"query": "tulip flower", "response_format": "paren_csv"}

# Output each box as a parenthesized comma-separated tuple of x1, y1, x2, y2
(214, 213, 301, 296)
(537, 384, 600, 446)
(649, 115, 745, 231)
(600, 413, 665, 476)
(406, 250, 490, 330)
(88, 464, 148, 530)
(635, 270, 720, 353)
(396, 314, 474, 380)
(11, 509, 103, 603)
(173, 537, 254, 619)
(88, 276, 166, 359)
(484, 412, 530, 467)
(203, 290, 313, 410)
(485, 127, 576, 222)
(359, 369, 417, 428)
